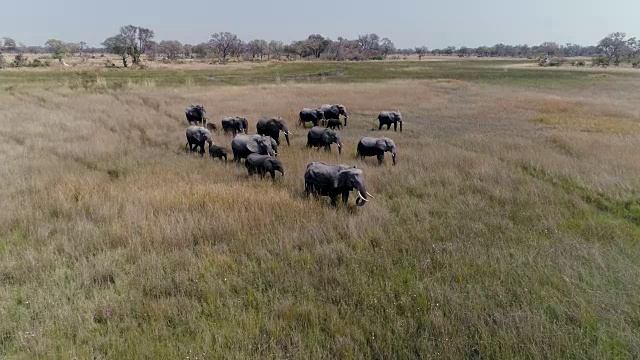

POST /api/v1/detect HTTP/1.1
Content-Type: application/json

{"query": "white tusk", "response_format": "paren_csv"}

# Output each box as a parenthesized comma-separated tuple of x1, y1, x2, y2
(358, 191, 369, 202)
(366, 191, 375, 198)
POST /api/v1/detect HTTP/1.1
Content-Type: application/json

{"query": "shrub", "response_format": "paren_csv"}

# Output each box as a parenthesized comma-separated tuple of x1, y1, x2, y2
(0, 53, 6, 69)
(576, 61, 586, 67)
(12, 54, 28, 68)
(591, 56, 609, 67)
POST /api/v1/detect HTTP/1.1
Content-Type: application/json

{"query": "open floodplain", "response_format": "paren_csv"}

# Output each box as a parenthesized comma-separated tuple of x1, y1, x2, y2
(1, 60, 640, 358)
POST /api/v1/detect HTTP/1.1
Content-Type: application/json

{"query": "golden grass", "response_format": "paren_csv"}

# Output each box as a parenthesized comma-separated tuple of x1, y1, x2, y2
(1, 76, 640, 358)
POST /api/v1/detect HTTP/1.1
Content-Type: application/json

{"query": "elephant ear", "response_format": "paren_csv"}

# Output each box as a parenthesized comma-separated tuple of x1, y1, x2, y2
(376, 139, 388, 151)
(335, 170, 351, 189)
(321, 130, 332, 143)
(267, 119, 280, 131)
(246, 138, 260, 152)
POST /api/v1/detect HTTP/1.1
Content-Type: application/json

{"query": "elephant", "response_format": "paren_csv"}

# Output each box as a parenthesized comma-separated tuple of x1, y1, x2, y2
(245, 154, 285, 179)
(299, 108, 325, 127)
(304, 162, 373, 206)
(376, 111, 403, 132)
(306, 126, 342, 154)
(326, 118, 343, 130)
(357, 137, 396, 165)
(320, 104, 349, 126)
(206, 123, 218, 132)
(222, 117, 248, 135)
(186, 105, 207, 126)
(256, 117, 291, 146)
(231, 134, 278, 163)
(209, 144, 228, 161)
(185, 125, 213, 156)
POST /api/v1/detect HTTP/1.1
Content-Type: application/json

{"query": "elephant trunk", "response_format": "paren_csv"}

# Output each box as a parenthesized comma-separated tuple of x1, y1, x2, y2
(355, 184, 369, 206)
(343, 112, 348, 126)
(392, 152, 396, 165)
(283, 129, 290, 146)
(337, 142, 342, 155)
(399, 120, 403, 132)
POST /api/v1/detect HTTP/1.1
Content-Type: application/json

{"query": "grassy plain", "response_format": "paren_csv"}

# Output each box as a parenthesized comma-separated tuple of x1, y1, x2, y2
(1, 60, 640, 359)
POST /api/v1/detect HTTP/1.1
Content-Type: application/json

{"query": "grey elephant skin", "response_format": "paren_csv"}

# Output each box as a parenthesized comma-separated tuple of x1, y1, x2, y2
(186, 105, 207, 126)
(257, 117, 291, 146)
(357, 137, 396, 165)
(231, 134, 278, 163)
(307, 126, 342, 154)
(245, 154, 285, 179)
(304, 162, 371, 206)
(222, 117, 248, 135)
(299, 108, 325, 127)
(209, 144, 228, 161)
(377, 111, 403, 132)
(326, 118, 343, 130)
(185, 125, 213, 156)
(320, 104, 348, 126)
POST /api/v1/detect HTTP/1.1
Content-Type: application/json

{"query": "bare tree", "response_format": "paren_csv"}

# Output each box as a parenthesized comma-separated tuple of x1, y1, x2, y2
(247, 39, 268, 59)
(379, 38, 395, 58)
(118, 25, 155, 65)
(210, 32, 241, 62)
(268, 40, 283, 60)
(538, 41, 559, 58)
(358, 33, 380, 58)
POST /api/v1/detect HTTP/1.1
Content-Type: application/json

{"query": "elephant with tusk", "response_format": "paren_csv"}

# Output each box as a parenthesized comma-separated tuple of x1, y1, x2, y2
(357, 137, 397, 165)
(320, 104, 349, 127)
(257, 117, 291, 146)
(304, 162, 372, 207)
(222, 117, 249, 136)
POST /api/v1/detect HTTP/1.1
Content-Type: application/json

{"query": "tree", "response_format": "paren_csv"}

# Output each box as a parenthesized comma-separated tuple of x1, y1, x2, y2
(379, 38, 395, 58)
(1, 38, 17, 51)
(210, 32, 241, 62)
(457, 46, 471, 57)
(598, 32, 629, 66)
(158, 40, 184, 59)
(117, 25, 154, 65)
(268, 40, 284, 60)
(414, 46, 428, 60)
(192, 43, 211, 59)
(304, 34, 331, 59)
(358, 33, 380, 57)
(538, 41, 559, 58)
(247, 39, 268, 59)
(102, 35, 129, 67)
(45, 39, 71, 62)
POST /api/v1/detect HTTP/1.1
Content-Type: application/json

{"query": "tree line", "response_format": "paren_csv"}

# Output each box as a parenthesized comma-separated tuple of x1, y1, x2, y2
(1, 30, 639, 68)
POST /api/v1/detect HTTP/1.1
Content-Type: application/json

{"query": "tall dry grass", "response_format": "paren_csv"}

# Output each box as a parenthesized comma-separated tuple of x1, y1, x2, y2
(0, 78, 640, 358)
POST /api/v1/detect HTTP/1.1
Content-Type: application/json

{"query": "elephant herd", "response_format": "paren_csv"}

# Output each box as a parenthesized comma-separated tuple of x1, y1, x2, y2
(183, 104, 403, 207)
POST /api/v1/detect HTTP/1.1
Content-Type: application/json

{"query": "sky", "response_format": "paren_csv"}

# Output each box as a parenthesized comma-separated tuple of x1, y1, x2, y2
(1, 0, 638, 49)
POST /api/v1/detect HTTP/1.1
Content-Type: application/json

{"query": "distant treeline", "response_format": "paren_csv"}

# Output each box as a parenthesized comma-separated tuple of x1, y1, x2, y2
(1, 30, 638, 68)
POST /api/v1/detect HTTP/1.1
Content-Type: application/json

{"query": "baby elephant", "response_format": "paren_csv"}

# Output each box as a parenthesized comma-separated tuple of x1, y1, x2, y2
(326, 118, 343, 130)
(245, 154, 285, 179)
(209, 144, 228, 161)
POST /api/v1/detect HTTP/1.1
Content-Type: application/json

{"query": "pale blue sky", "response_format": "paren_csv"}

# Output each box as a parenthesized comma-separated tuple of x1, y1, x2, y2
(1, 0, 637, 48)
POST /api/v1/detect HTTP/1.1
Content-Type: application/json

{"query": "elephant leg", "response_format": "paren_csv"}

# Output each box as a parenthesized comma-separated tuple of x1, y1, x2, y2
(387, 124, 391, 130)
(342, 191, 349, 205)
(378, 122, 383, 130)
(393, 122, 397, 131)
(324, 145, 330, 152)
(330, 196, 338, 207)
(377, 154, 384, 165)
(270, 170, 275, 180)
